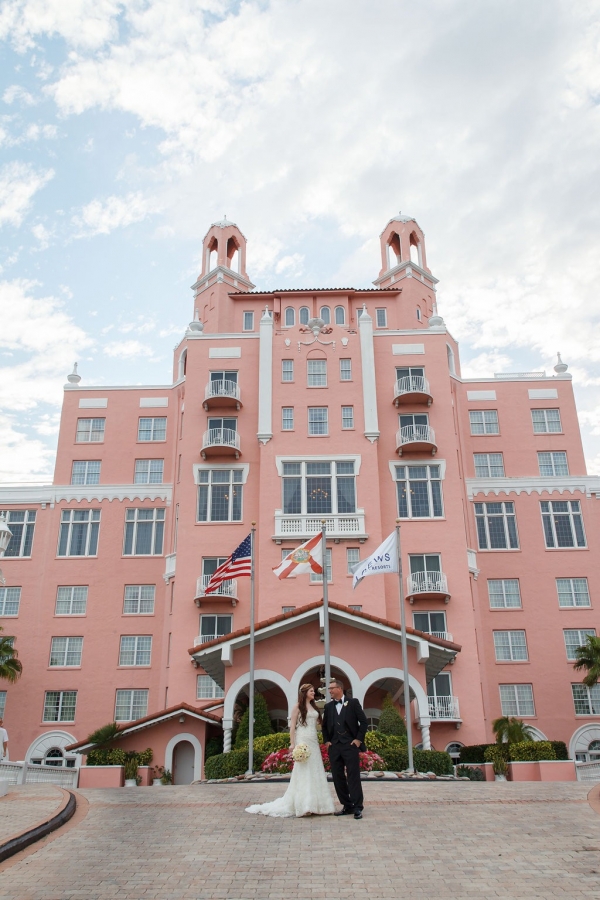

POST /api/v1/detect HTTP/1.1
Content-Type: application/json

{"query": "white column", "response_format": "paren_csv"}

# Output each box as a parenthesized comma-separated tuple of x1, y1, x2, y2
(257, 306, 273, 444)
(223, 718, 234, 753)
(420, 719, 431, 751)
(358, 305, 379, 442)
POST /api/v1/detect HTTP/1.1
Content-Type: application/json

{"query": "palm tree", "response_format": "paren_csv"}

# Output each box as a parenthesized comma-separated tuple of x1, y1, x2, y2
(0, 626, 22, 683)
(492, 716, 536, 744)
(573, 635, 600, 688)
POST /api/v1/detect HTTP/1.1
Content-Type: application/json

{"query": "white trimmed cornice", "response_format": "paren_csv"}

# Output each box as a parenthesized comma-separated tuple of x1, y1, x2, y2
(0, 484, 173, 505)
(466, 476, 600, 500)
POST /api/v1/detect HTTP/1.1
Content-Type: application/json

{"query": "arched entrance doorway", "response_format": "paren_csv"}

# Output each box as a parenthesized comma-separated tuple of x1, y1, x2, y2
(173, 740, 195, 784)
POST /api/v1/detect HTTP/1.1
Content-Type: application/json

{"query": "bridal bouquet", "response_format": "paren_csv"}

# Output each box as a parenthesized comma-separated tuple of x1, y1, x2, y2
(292, 743, 311, 763)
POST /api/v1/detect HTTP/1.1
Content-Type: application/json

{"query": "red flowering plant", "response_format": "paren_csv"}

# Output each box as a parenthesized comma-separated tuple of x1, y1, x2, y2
(262, 745, 385, 775)
(319, 745, 384, 772)
(261, 748, 293, 774)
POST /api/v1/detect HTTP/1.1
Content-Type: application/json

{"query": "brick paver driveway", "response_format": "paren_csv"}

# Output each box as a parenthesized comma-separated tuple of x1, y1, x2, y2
(2, 781, 600, 900)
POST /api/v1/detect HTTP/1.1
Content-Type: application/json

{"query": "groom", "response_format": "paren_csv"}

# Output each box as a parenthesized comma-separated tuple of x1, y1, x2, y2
(322, 679, 368, 820)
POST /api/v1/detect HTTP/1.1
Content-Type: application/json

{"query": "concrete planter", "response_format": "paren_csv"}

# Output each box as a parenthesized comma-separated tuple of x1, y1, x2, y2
(124, 778, 138, 787)
(78, 765, 124, 788)
(508, 760, 576, 782)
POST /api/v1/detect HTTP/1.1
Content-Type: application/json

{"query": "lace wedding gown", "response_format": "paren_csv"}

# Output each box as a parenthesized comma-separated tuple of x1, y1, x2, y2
(245, 708, 335, 818)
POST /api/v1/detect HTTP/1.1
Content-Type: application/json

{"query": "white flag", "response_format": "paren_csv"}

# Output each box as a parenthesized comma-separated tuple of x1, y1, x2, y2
(352, 532, 398, 589)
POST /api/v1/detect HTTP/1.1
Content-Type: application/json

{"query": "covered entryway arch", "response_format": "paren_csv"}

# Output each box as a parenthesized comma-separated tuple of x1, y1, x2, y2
(290, 656, 361, 700)
(356, 668, 431, 749)
(223, 669, 291, 753)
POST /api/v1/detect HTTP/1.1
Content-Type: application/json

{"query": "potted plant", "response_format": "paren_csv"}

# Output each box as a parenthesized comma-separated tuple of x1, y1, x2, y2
(484, 744, 509, 781)
(160, 767, 173, 785)
(151, 765, 172, 786)
(123, 752, 140, 786)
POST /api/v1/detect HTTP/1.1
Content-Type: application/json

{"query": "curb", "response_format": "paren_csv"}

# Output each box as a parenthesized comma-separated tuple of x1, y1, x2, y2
(0, 789, 77, 863)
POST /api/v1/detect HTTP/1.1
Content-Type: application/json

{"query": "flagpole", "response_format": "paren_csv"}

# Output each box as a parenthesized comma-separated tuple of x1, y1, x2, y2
(321, 520, 331, 698)
(247, 522, 256, 775)
(396, 520, 414, 773)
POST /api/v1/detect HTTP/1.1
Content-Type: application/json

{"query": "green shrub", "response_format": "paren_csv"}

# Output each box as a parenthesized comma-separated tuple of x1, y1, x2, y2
(550, 741, 569, 760)
(85, 722, 120, 747)
(484, 744, 508, 775)
(137, 748, 153, 766)
(456, 765, 485, 781)
(204, 753, 228, 780)
(236, 732, 290, 756)
(365, 731, 407, 755)
(459, 744, 495, 765)
(414, 750, 453, 775)
(86, 747, 126, 766)
(509, 741, 556, 762)
(234, 694, 274, 747)
(378, 694, 407, 737)
(205, 736, 223, 760)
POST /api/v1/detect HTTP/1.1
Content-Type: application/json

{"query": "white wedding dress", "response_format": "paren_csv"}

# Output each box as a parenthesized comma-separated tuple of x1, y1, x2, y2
(245, 708, 335, 817)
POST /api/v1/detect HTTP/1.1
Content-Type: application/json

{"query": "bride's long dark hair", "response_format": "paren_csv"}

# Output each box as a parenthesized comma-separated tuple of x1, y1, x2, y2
(298, 683, 322, 727)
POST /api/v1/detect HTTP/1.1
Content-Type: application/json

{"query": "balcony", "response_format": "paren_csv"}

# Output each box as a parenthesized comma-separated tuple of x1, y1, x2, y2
(195, 574, 238, 607)
(201, 428, 241, 459)
(396, 424, 437, 456)
(426, 631, 453, 643)
(273, 511, 368, 542)
(203, 379, 242, 411)
(406, 571, 450, 603)
(393, 375, 432, 407)
(193, 632, 231, 648)
(163, 553, 176, 581)
(428, 695, 460, 720)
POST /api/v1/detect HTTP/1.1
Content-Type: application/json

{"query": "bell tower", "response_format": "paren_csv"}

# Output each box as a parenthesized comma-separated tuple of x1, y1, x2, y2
(372, 214, 438, 326)
(191, 217, 255, 302)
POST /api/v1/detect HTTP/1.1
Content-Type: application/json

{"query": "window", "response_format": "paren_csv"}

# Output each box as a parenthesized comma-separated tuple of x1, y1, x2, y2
(49, 636, 83, 667)
(341, 406, 354, 429)
(475, 502, 519, 550)
(123, 508, 165, 556)
(469, 410, 499, 435)
(55, 586, 88, 616)
(115, 689, 148, 721)
(71, 461, 101, 485)
(207, 416, 237, 439)
(493, 631, 528, 661)
(43, 691, 77, 722)
(395, 366, 425, 390)
(200, 615, 232, 644)
(474, 453, 505, 478)
(395, 465, 443, 519)
(564, 629, 596, 661)
(499, 684, 535, 716)
(532, 409, 562, 433)
(124, 585, 155, 615)
(538, 451, 569, 476)
(197, 469, 243, 522)
(427, 673, 453, 716)
(299, 307, 310, 325)
(319, 306, 331, 324)
(416, 307, 422, 321)
(308, 407, 328, 435)
(134, 459, 164, 484)
(541, 500, 586, 548)
(282, 360, 294, 382)
(340, 359, 352, 381)
(413, 611, 447, 638)
(445, 742, 464, 765)
(334, 306, 345, 325)
(557, 577, 591, 607)
(282, 460, 356, 515)
(409, 554, 442, 589)
(282, 408, 294, 431)
(346, 548, 360, 575)
(0, 510, 36, 557)
(58, 509, 100, 557)
(284, 307, 295, 326)
(572, 684, 600, 715)
(76, 418, 105, 442)
(488, 579, 522, 609)
(0, 692, 5, 718)
(282, 606, 296, 613)
(0, 587, 20, 616)
(375, 308, 387, 328)
(310, 547, 332, 583)
(398, 413, 430, 442)
(307, 359, 327, 387)
(119, 635, 152, 666)
(210, 369, 238, 389)
(138, 417, 166, 442)
(243, 311, 254, 331)
(197, 675, 225, 699)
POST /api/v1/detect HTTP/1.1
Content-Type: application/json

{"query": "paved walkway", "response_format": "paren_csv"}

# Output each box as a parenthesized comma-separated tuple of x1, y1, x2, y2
(1, 782, 600, 899)
(0, 784, 65, 844)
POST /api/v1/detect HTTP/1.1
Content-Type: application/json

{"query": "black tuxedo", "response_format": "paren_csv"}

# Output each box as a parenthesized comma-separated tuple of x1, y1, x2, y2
(322, 696, 368, 812)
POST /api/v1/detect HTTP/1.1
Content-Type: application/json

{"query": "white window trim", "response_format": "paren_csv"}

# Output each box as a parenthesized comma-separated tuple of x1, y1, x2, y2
(388, 459, 447, 481)
(277, 454, 362, 475)
(193, 463, 250, 484)
(493, 630, 529, 662)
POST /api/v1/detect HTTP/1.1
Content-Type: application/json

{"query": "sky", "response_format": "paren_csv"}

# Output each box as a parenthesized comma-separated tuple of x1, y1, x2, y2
(1, 0, 600, 482)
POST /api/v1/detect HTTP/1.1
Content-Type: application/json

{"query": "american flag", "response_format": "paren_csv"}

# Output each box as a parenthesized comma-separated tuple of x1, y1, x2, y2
(203, 534, 252, 593)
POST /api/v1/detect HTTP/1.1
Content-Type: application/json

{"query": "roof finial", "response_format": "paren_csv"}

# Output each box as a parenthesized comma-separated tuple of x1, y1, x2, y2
(67, 362, 81, 384)
(187, 308, 204, 333)
(554, 352, 568, 374)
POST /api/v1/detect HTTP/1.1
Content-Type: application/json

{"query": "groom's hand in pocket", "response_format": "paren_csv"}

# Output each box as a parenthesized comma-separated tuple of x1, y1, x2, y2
(351, 740, 361, 748)
(324, 742, 331, 750)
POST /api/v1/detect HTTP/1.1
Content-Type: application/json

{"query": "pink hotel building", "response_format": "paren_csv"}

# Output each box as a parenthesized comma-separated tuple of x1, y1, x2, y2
(2, 214, 600, 782)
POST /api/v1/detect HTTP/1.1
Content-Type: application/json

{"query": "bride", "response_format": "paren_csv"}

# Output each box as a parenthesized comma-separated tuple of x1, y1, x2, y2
(245, 684, 335, 818)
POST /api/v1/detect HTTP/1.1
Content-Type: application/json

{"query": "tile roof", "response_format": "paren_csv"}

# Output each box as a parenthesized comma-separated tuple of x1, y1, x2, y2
(231, 287, 401, 295)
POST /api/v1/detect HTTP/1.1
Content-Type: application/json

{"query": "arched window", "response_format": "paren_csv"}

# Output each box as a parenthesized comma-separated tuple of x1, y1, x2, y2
(319, 306, 331, 324)
(446, 344, 456, 375)
(299, 306, 310, 325)
(334, 306, 345, 325)
(226, 237, 240, 273)
(416, 307, 422, 321)
(388, 233, 401, 269)
(284, 307, 295, 327)
(589, 740, 600, 760)
(409, 232, 422, 267)
(178, 348, 187, 380)
(445, 741, 464, 764)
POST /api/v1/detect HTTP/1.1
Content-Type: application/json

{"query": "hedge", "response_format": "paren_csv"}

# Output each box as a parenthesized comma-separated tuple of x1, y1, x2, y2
(205, 749, 264, 779)
(455, 765, 485, 781)
(459, 744, 495, 765)
(86, 748, 127, 766)
(236, 733, 290, 756)
(550, 741, 569, 760)
(509, 741, 556, 762)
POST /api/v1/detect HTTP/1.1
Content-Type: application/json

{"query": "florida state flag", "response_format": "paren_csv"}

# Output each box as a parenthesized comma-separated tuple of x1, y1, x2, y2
(272, 533, 323, 579)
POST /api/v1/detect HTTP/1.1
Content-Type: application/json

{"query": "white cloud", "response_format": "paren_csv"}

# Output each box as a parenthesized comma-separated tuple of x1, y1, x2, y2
(103, 339, 157, 360)
(0, 414, 55, 481)
(31, 221, 53, 248)
(72, 191, 161, 236)
(2, 84, 36, 105)
(0, 161, 54, 227)
(0, 0, 125, 52)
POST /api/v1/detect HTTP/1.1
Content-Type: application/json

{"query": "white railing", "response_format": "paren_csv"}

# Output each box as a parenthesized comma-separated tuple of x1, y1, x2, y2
(576, 760, 600, 781)
(428, 696, 460, 719)
(428, 631, 453, 642)
(204, 380, 241, 403)
(396, 424, 436, 447)
(273, 512, 367, 540)
(394, 375, 430, 399)
(0, 760, 79, 786)
(0, 761, 24, 785)
(494, 371, 546, 378)
(195, 574, 238, 599)
(407, 570, 448, 596)
(164, 553, 176, 578)
(194, 632, 230, 647)
(202, 428, 240, 452)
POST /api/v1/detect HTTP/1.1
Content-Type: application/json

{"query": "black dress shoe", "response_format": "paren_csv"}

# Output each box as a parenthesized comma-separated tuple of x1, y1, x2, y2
(334, 808, 353, 816)
(353, 810, 363, 820)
